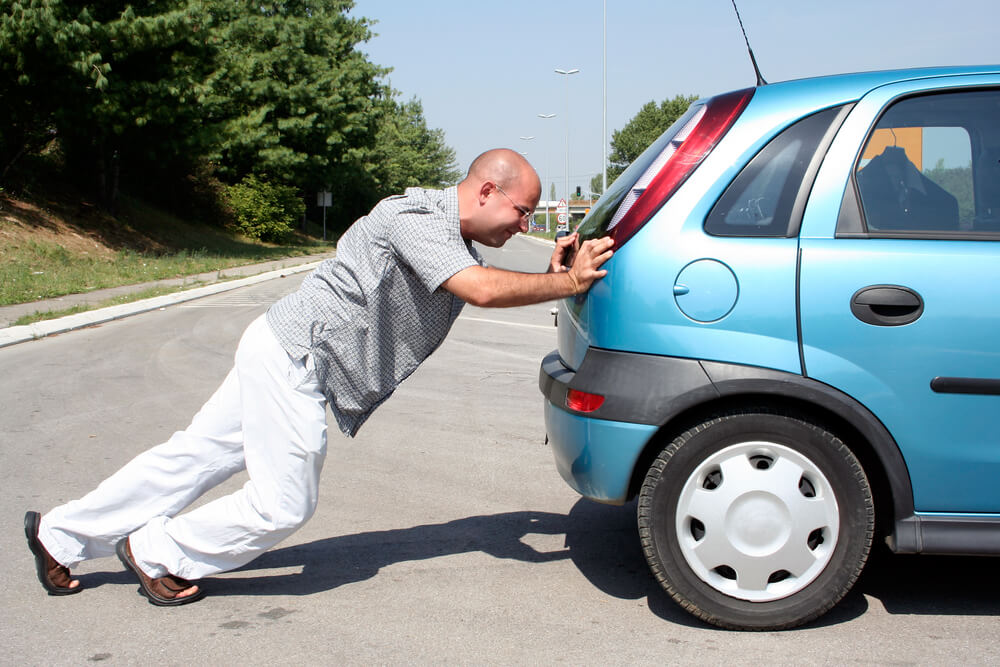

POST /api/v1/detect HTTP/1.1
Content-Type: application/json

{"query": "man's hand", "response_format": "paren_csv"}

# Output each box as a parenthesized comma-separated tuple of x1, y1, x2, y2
(442, 235, 613, 308)
(548, 232, 579, 273)
(555, 235, 614, 295)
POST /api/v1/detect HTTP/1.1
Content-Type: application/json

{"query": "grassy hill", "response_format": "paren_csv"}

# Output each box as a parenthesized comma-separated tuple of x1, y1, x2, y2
(1, 180, 334, 308)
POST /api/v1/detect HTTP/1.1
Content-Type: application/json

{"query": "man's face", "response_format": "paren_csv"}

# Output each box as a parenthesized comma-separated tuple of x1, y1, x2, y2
(477, 181, 540, 248)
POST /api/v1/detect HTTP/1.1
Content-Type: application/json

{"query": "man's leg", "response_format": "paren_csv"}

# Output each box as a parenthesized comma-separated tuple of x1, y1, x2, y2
(126, 315, 327, 581)
(38, 348, 249, 571)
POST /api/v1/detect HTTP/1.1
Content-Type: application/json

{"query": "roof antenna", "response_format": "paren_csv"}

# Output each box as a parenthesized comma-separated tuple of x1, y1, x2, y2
(730, 0, 767, 86)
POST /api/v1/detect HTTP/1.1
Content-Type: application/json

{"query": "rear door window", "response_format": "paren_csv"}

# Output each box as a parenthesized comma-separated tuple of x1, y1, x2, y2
(850, 89, 1000, 237)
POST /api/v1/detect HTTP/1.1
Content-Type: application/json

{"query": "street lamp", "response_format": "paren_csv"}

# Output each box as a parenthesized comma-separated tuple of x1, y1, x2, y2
(520, 136, 535, 229)
(554, 67, 579, 229)
(537, 113, 557, 233)
(602, 0, 608, 195)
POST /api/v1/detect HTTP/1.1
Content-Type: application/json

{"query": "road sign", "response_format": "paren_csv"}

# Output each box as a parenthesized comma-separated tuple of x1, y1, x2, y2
(555, 198, 569, 231)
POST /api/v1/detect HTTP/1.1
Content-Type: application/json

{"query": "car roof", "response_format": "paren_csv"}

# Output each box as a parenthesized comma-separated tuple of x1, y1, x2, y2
(746, 65, 1000, 107)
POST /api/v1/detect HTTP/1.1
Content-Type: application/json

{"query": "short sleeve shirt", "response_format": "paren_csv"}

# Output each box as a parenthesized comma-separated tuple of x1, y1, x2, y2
(266, 186, 483, 436)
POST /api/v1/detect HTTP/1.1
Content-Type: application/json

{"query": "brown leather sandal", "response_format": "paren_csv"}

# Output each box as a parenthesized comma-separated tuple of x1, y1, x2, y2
(115, 537, 205, 606)
(24, 511, 82, 596)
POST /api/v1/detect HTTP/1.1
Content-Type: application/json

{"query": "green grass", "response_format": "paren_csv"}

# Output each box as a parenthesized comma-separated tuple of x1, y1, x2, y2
(0, 241, 329, 306)
(1, 194, 335, 307)
(11, 283, 215, 326)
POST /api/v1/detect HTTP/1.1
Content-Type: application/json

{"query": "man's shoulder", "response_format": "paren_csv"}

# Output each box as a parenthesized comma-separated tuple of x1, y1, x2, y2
(377, 186, 443, 212)
(371, 186, 458, 229)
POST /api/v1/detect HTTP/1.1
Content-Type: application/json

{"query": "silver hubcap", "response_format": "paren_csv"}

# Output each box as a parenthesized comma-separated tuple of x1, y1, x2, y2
(675, 441, 839, 602)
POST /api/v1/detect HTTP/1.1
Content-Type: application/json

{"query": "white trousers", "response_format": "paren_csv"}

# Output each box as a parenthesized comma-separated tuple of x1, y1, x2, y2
(39, 314, 328, 580)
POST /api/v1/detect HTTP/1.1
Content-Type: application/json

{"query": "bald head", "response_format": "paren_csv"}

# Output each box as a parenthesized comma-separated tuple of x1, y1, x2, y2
(466, 148, 539, 193)
(456, 148, 542, 245)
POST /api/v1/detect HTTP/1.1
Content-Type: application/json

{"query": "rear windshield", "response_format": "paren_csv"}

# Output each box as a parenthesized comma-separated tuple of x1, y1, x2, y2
(575, 103, 703, 242)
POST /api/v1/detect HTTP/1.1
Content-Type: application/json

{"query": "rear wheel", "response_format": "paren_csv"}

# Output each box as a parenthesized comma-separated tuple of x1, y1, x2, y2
(638, 409, 874, 630)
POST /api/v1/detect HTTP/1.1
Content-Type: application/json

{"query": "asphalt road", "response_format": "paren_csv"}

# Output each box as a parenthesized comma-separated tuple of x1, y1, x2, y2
(3, 234, 999, 664)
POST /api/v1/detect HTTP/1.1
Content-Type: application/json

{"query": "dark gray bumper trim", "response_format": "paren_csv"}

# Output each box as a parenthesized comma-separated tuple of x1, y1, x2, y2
(891, 515, 1000, 555)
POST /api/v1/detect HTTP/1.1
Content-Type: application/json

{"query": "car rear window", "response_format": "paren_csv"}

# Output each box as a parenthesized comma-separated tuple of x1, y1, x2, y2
(575, 104, 704, 242)
(705, 105, 848, 237)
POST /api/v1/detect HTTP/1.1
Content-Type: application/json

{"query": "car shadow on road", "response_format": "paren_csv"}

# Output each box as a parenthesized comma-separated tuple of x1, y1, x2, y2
(855, 547, 1000, 617)
(192, 497, 701, 626)
(87, 497, 998, 628)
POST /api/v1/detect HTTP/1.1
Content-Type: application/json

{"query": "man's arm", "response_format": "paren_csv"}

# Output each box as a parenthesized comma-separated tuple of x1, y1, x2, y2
(442, 236, 614, 308)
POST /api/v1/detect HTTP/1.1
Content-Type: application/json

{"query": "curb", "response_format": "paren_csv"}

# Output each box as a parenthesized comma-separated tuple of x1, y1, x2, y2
(0, 260, 322, 349)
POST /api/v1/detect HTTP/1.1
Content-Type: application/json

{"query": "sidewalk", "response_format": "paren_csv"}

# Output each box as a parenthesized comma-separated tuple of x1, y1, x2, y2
(0, 251, 333, 348)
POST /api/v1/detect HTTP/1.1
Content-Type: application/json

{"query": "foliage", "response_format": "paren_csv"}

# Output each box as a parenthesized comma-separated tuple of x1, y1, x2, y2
(924, 160, 974, 225)
(590, 173, 603, 196)
(201, 1, 384, 194)
(0, 1, 213, 209)
(1, 0, 461, 227)
(225, 175, 304, 242)
(607, 94, 699, 182)
(368, 96, 460, 195)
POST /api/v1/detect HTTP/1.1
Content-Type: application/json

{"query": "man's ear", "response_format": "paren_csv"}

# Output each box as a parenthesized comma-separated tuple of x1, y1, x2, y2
(477, 180, 495, 206)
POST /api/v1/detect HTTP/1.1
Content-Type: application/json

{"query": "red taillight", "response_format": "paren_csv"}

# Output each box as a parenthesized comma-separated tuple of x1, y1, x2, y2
(566, 388, 605, 413)
(609, 88, 754, 248)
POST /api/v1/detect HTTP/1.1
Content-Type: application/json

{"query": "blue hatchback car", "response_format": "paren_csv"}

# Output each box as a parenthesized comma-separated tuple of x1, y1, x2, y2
(539, 66, 1000, 630)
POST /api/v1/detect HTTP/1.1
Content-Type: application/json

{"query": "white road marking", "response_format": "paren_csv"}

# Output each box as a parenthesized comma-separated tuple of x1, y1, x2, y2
(456, 316, 555, 331)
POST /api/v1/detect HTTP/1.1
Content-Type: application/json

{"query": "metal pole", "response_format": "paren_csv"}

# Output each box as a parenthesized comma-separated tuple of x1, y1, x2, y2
(602, 0, 608, 195)
(520, 136, 535, 229)
(538, 113, 556, 234)
(554, 68, 579, 226)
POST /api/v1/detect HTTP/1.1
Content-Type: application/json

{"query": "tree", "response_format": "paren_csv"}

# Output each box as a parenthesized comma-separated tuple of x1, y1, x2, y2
(1, 1, 458, 229)
(200, 0, 385, 198)
(1, 1, 217, 210)
(924, 159, 974, 225)
(368, 96, 460, 195)
(607, 94, 699, 182)
(316, 93, 459, 231)
(589, 173, 603, 196)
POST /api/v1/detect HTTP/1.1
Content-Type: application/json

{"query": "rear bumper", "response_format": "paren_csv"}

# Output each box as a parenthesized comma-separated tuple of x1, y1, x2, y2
(543, 401, 655, 505)
(539, 349, 662, 504)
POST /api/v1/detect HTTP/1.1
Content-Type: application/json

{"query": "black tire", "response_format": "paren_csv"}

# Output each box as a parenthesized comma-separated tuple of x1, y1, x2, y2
(637, 409, 874, 630)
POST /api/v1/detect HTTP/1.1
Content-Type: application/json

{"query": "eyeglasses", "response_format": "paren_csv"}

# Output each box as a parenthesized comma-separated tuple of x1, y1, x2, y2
(494, 183, 533, 222)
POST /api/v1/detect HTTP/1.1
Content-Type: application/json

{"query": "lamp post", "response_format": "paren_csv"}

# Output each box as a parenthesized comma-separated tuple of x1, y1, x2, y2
(537, 113, 556, 233)
(554, 68, 579, 226)
(520, 135, 535, 230)
(602, 0, 608, 195)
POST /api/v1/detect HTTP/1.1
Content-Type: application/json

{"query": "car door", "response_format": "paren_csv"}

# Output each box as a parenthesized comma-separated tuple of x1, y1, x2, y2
(798, 76, 1000, 513)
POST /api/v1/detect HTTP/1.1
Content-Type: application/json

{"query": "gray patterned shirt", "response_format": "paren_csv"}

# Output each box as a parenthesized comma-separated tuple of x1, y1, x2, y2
(266, 186, 483, 436)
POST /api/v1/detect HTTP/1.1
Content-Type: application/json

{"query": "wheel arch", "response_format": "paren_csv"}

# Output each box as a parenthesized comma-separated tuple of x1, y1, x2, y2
(622, 361, 913, 541)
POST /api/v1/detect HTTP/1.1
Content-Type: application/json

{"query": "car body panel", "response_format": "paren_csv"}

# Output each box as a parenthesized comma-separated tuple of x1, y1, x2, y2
(542, 65, 1000, 555)
(797, 72, 1000, 512)
(544, 401, 656, 503)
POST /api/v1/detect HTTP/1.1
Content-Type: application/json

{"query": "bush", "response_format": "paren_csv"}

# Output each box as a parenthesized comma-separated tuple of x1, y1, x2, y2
(224, 175, 304, 242)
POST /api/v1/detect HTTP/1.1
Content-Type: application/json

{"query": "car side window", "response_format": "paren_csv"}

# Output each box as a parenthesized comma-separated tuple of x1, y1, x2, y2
(706, 106, 846, 237)
(853, 89, 1000, 237)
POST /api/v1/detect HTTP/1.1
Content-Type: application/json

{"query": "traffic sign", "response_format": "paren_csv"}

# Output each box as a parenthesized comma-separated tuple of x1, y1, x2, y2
(557, 213, 568, 224)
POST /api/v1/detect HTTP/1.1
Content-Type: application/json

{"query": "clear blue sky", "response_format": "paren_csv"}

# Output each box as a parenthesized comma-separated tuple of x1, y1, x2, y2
(350, 0, 997, 198)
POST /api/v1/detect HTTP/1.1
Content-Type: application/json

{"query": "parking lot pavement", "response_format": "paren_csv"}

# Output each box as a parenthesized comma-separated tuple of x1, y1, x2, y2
(3, 236, 999, 663)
